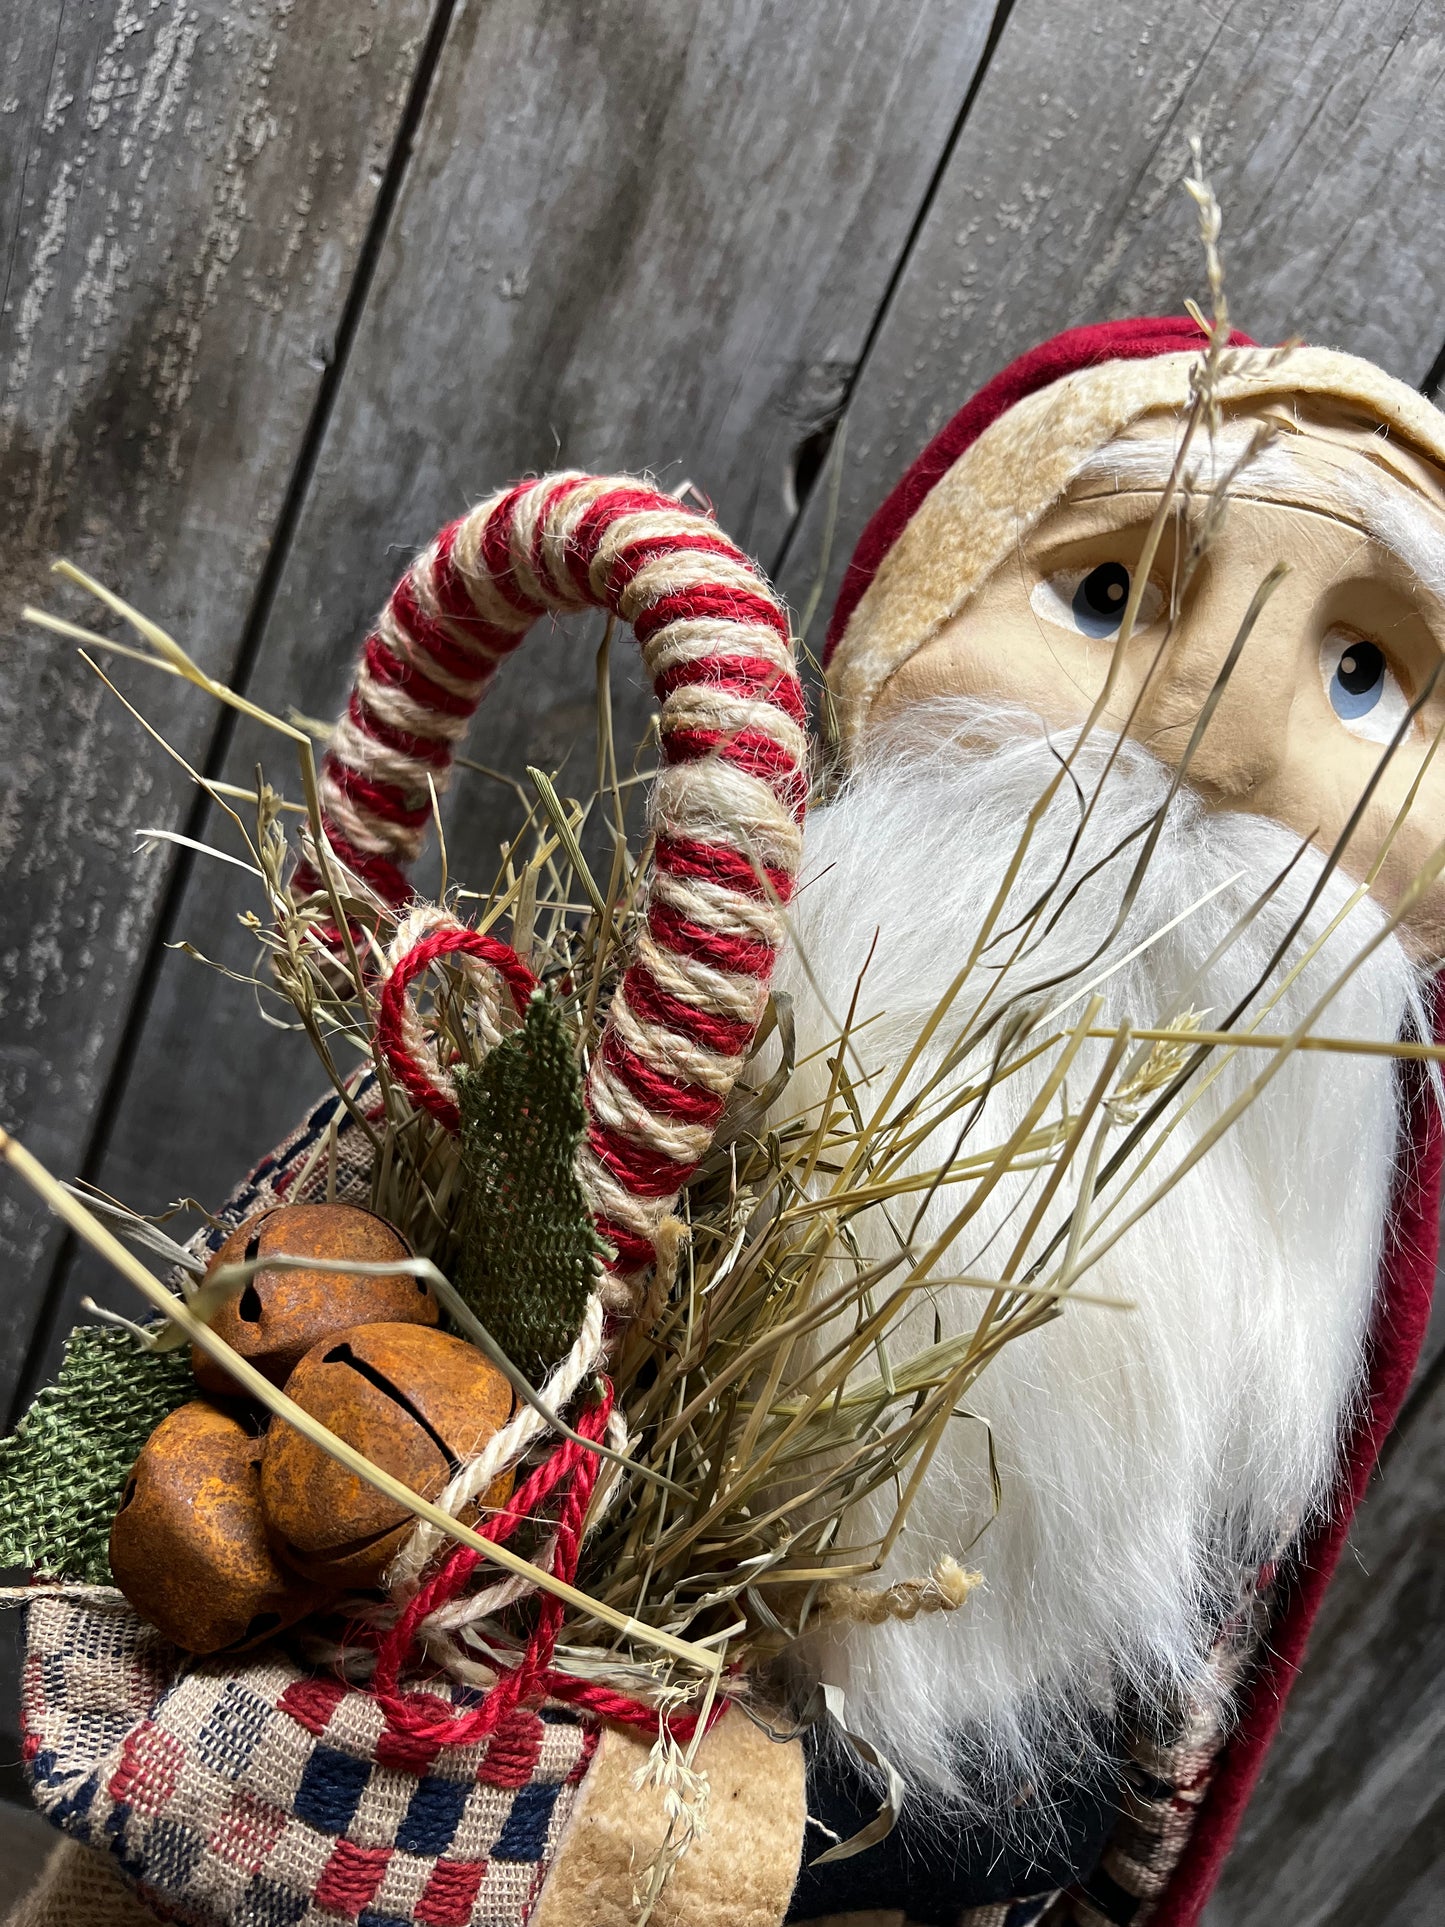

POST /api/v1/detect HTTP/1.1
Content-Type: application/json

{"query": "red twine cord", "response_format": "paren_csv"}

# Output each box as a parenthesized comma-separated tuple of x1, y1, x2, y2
(374, 925, 538, 1129)
(370, 1383, 722, 1747)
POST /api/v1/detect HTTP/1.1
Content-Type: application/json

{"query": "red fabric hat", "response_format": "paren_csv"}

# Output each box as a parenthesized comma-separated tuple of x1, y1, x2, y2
(820, 319, 1443, 1924)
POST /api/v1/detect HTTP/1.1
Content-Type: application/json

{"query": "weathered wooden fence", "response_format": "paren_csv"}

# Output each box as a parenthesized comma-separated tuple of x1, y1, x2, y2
(2, 3, 1443, 1917)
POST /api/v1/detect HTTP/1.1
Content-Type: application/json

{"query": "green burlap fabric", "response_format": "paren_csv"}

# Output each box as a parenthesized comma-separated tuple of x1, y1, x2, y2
(0, 1326, 192, 1583)
(455, 994, 604, 1382)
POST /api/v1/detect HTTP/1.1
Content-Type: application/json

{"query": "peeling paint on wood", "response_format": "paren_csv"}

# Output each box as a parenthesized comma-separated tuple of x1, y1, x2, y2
(0, 0, 434, 1412)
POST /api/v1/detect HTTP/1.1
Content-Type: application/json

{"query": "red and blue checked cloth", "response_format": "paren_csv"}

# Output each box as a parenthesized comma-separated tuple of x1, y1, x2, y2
(21, 1589, 597, 1927)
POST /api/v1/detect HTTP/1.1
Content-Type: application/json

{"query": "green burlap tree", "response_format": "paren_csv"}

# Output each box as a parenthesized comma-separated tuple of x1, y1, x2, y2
(454, 994, 605, 1383)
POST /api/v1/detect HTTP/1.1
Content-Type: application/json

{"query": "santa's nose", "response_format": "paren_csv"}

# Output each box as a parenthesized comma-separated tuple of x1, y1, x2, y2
(1130, 556, 1297, 805)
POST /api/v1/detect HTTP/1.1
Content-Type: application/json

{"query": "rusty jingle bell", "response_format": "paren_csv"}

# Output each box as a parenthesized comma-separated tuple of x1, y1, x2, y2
(261, 1322, 514, 1587)
(109, 1400, 325, 1654)
(191, 1201, 438, 1396)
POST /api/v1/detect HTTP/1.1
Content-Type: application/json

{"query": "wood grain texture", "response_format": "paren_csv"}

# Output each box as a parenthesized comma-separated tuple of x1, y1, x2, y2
(49, 0, 1000, 1353)
(1203, 1362, 1445, 1925)
(777, 0, 1445, 638)
(0, 0, 434, 1412)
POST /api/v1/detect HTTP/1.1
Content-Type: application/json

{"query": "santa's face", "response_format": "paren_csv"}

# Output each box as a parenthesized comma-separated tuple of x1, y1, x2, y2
(872, 400, 1445, 955)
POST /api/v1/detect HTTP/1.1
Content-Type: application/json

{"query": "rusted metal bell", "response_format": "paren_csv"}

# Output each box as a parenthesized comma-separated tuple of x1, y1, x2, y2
(110, 1400, 326, 1654)
(192, 1202, 436, 1395)
(261, 1322, 513, 1587)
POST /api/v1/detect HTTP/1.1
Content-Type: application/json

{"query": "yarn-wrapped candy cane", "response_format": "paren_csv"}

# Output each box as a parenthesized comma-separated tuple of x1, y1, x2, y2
(295, 476, 807, 1634)
(296, 473, 807, 1303)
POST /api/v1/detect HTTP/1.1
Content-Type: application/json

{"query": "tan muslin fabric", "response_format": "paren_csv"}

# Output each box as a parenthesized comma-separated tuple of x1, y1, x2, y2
(529, 1711, 807, 1927)
(5, 1840, 161, 1927)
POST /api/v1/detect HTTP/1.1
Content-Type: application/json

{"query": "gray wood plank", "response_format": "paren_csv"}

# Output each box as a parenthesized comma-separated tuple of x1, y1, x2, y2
(776, 0, 1445, 642)
(0, 0, 435, 1412)
(1203, 1361, 1445, 1926)
(48, 0, 1000, 1352)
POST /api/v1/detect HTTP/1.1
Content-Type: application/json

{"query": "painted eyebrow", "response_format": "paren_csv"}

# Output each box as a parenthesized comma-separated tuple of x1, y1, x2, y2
(1337, 467, 1445, 611)
(1076, 429, 1445, 618)
(1074, 421, 1309, 498)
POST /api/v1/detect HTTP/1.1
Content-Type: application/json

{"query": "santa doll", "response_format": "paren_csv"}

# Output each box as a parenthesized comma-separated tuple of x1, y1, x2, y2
(11, 319, 1443, 1927)
(774, 316, 1445, 1925)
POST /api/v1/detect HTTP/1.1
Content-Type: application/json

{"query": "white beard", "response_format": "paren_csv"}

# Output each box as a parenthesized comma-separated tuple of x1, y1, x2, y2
(773, 699, 1426, 1827)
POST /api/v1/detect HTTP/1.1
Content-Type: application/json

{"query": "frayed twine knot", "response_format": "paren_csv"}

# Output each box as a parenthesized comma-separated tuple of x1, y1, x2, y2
(819, 1554, 982, 1626)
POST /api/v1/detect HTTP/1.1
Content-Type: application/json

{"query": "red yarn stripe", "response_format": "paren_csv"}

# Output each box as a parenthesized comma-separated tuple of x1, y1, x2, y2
(417, 1860, 486, 1924)
(374, 927, 538, 1127)
(296, 830, 411, 907)
(563, 487, 688, 598)
(662, 723, 808, 813)
(527, 476, 590, 598)
(315, 1842, 390, 1916)
(590, 1213, 656, 1270)
(478, 484, 551, 617)
(428, 520, 517, 645)
(661, 718, 799, 773)
(653, 832, 794, 905)
(601, 1028, 727, 1127)
(585, 1115, 695, 1198)
(324, 755, 434, 830)
(647, 897, 776, 978)
(539, 1672, 728, 1743)
(621, 963, 754, 1058)
(325, 832, 410, 901)
(657, 652, 808, 727)
(347, 693, 453, 769)
(633, 585, 789, 648)
(373, 1389, 626, 1745)
(391, 572, 508, 683)
(364, 631, 477, 719)
(603, 528, 742, 590)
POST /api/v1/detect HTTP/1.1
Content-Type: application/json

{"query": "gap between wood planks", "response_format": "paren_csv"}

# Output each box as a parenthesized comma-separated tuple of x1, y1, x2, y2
(5, 0, 466, 1434)
(768, 0, 1022, 587)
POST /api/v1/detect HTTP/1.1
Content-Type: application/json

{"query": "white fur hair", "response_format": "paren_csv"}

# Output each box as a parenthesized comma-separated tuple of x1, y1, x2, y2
(774, 698, 1427, 1830)
(1076, 416, 1310, 499)
(1078, 417, 1445, 601)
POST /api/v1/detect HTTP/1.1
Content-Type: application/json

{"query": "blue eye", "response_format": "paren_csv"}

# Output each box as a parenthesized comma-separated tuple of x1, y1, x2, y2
(1319, 630, 1408, 745)
(1329, 640, 1386, 719)
(1071, 562, 1132, 637)
(1030, 563, 1164, 637)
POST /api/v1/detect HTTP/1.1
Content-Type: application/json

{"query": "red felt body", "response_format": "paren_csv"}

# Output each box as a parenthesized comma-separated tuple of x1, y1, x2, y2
(1156, 1038, 1442, 1924)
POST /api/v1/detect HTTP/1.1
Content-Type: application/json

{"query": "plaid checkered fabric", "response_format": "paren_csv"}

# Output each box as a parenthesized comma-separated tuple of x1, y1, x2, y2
(14, 1079, 1278, 1927)
(956, 1901, 1056, 1927)
(1030, 1570, 1274, 1927)
(17, 1083, 602, 1927)
(186, 1077, 381, 1249)
(22, 1591, 598, 1927)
